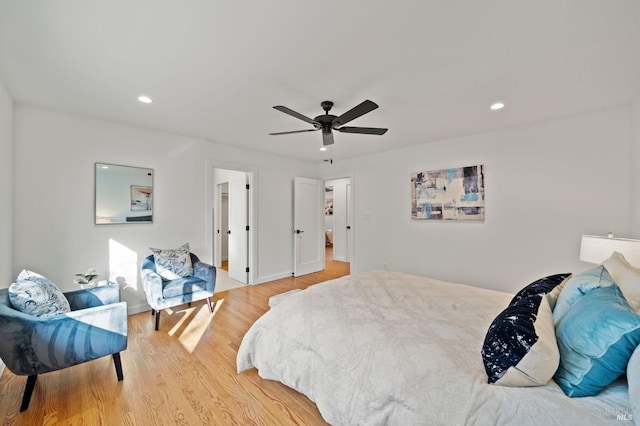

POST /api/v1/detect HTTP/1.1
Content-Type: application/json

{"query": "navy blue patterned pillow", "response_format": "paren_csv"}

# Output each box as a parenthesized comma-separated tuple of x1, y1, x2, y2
(509, 273, 572, 305)
(481, 294, 560, 386)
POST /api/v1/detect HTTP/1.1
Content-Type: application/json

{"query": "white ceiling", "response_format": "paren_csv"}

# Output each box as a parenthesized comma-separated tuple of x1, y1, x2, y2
(1, 1, 639, 162)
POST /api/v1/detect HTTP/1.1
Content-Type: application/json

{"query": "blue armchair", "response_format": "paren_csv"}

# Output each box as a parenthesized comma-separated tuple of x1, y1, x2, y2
(141, 252, 216, 330)
(0, 284, 128, 411)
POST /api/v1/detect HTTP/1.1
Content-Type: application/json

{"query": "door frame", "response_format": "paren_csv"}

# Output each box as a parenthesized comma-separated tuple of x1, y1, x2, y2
(320, 173, 355, 273)
(206, 160, 257, 285)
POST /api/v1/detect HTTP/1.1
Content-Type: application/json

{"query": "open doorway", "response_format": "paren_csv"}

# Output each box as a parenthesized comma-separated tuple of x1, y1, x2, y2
(212, 167, 253, 292)
(324, 177, 352, 273)
(219, 184, 229, 271)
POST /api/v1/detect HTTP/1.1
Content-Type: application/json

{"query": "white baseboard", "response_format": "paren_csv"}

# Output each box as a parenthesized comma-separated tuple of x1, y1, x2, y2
(256, 271, 293, 284)
(127, 303, 151, 316)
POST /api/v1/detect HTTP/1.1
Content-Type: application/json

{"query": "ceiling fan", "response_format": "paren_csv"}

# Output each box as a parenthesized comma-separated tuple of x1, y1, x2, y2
(269, 100, 388, 146)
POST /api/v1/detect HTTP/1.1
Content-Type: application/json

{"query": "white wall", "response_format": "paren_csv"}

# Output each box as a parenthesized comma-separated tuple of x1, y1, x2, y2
(12, 105, 318, 313)
(321, 106, 632, 294)
(631, 97, 640, 237)
(0, 74, 12, 289)
(9, 101, 639, 306)
(0, 72, 11, 376)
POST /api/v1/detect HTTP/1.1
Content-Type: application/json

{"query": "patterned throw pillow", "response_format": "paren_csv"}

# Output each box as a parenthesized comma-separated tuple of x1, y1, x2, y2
(481, 294, 559, 386)
(149, 242, 194, 280)
(509, 273, 572, 307)
(8, 270, 71, 317)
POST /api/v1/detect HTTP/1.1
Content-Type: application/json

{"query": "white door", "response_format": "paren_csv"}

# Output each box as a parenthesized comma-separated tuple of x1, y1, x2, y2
(228, 174, 249, 283)
(346, 183, 353, 263)
(294, 177, 324, 276)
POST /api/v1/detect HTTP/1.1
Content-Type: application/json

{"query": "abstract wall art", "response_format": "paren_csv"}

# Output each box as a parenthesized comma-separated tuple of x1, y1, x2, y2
(411, 165, 485, 221)
(131, 185, 153, 211)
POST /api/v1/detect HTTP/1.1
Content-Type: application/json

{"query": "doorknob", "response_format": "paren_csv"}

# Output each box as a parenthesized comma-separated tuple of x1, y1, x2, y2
(295, 229, 304, 234)
(346, 226, 351, 229)
(227, 230, 231, 234)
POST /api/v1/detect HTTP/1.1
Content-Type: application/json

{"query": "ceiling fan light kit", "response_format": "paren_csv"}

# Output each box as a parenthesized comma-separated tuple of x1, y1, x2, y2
(270, 99, 388, 146)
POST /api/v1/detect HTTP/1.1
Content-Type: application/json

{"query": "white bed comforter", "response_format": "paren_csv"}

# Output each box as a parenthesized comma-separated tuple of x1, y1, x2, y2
(237, 270, 630, 425)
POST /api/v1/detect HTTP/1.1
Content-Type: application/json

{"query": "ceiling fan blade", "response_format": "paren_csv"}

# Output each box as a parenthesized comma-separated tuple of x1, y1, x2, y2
(322, 131, 334, 146)
(273, 105, 320, 127)
(333, 100, 379, 126)
(336, 126, 388, 135)
(269, 129, 319, 136)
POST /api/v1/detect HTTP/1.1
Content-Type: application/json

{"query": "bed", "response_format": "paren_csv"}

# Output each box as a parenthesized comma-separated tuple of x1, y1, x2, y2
(237, 270, 634, 425)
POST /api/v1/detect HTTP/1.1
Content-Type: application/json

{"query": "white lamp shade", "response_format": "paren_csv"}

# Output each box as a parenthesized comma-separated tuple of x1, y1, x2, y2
(580, 235, 640, 266)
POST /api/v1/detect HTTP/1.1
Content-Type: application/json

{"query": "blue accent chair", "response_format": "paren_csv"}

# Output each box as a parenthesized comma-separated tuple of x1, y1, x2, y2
(141, 253, 216, 330)
(0, 284, 128, 411)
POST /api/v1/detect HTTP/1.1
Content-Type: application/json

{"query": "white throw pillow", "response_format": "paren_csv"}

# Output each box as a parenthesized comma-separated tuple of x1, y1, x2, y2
(603, 251, 640, 312)
(627, 345, 640, 418)
(545, 274, 572, 311)
(8, 269, 71, 317)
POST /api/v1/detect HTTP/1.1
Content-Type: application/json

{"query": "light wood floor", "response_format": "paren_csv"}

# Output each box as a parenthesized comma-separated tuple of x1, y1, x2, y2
(0, 249, 349, 425)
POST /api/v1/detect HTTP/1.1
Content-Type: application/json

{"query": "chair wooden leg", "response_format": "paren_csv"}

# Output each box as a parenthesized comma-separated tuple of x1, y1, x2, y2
(20, 375, 37, 412)
(206, 297, 213, 313)
(155, 310, 161, 330)
(151, 309, 155, 315)
(112, 353, 124, 381)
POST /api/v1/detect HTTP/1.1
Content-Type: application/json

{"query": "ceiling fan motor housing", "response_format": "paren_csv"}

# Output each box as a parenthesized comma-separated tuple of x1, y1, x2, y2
(315, 113, 338, 132)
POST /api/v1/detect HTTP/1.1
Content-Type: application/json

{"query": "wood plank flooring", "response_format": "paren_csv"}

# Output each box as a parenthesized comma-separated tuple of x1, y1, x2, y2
(0, 250, 349, 425)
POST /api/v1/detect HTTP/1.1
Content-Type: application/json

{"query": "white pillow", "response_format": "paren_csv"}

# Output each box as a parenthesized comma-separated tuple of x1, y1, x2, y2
(8, 269, 71, 317)
(603, 251, 640, 312)
(627, 345, 640, 418)
(545, 274, 572, 311)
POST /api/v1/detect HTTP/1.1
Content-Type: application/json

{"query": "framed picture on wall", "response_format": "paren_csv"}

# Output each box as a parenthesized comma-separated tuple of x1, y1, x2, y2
(325, 198, 333, 215)
(411, 164, 485, 221)
(131, 185, 153, 211)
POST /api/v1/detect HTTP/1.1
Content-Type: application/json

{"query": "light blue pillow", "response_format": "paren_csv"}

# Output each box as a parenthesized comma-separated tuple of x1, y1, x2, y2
(552, 265, 615, 323)
(554, 284, 640, 397)
(150, 242, 194, 280)
(8, 269, 71, 317)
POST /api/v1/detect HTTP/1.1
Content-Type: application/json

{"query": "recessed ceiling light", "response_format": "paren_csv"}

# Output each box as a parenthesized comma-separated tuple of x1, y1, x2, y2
(490, 102, 505, 111)
(138, 95, 153, 104)
(320, 147, 327, 151)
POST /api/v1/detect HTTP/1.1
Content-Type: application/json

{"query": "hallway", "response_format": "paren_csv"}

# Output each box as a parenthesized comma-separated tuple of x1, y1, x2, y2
(214, 246, 349, 293)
